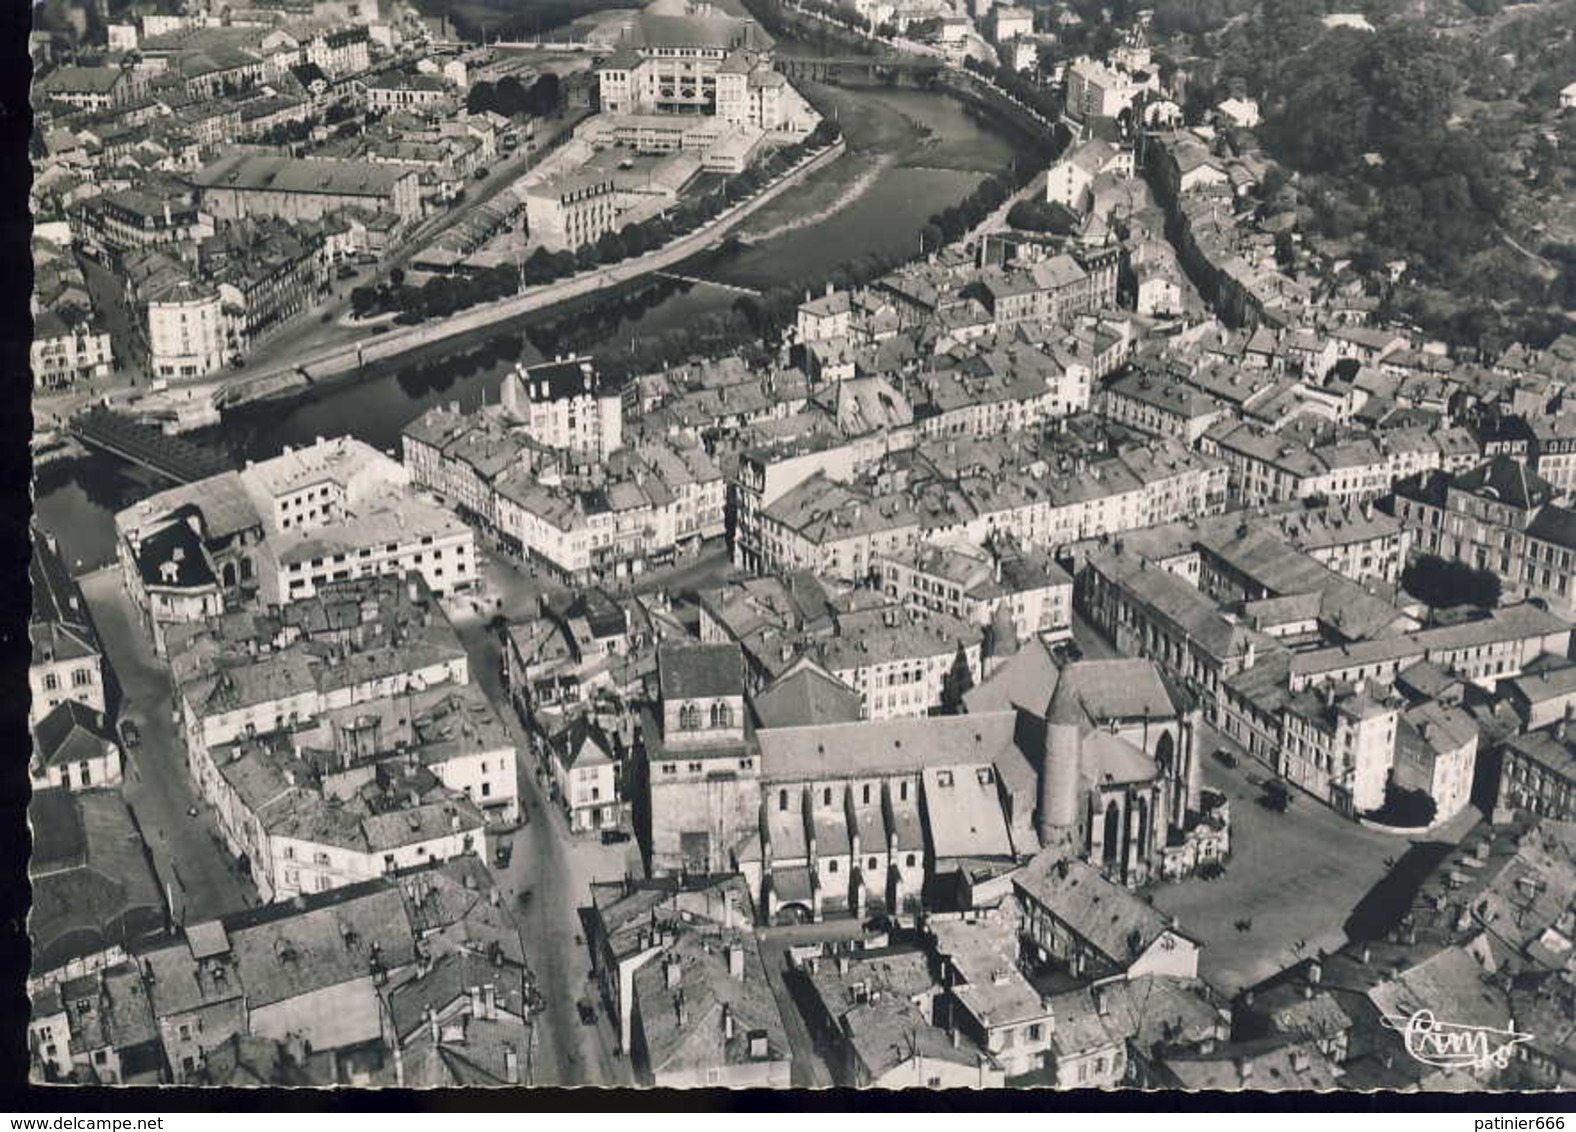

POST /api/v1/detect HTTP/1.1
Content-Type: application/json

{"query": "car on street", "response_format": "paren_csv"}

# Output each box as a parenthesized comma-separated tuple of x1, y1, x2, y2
(577, 1000, 597, 1026)
(119, 719, 141, 748)
(1213, 748, 1238, 769)
(600, 829, 631, 845)
(494, 836, 514, 867)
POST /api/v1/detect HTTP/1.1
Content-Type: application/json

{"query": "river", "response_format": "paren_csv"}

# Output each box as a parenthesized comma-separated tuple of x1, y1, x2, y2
(35, 80, 1018, 571)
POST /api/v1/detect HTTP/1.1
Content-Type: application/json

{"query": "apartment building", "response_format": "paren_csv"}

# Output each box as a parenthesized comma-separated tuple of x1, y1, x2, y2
(501, 356, 624, 461)
(147, 279, 229, 377)
(524, 168, 622, 252)
(875, 539, 1073, 644)
(1393, 457, 1576, 611)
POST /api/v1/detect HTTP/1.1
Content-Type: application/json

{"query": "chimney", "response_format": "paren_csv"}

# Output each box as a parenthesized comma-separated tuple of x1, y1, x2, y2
(837, 955, 850, 976)
(483, 983, 497, 1019)
(503, 1042, 520, 1084)
(1237, 1058, 1253, 1084)
(470, 985, 483, 1018)
(727, 943, 745, 980)
(1093, 984, 1109, 1017)
(1308, 960, 1322, 986)
(426, 1005, 439, 1044)
(675, 991, 688, 1029)
(1359, 943, 1372, 965)
(1198, 1037, 1215, 1056)
(664, 956, 682, 989)
(722, 1002, 736, 1041)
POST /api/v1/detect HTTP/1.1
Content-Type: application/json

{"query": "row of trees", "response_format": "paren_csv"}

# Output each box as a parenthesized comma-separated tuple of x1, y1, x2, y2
(1006, 198, 1080, 235)
(466, 74, 562, 119)
(960, 56, 1066, 123)
(356, 121, 846, 322)
(350, 263, 522, 322)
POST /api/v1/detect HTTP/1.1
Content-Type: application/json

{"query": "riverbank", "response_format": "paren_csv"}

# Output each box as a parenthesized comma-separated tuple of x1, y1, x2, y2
(130, 135, 847, 425)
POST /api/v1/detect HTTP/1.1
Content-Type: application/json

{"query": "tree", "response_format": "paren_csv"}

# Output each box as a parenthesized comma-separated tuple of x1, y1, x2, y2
(594, 229, 627, 264)
(1401, 554, 1503, 611)
(496, 76, 529, 117)
(466, 80, 499, 116)
(350, 285, 380, 318)
(939, 643, 975, 715)
(1369, 781, 1437, 827)
(526, 73, 562, 117)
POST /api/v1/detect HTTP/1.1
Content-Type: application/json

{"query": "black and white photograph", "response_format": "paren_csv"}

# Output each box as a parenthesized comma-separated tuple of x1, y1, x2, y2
(14, 0, 1576, 1102)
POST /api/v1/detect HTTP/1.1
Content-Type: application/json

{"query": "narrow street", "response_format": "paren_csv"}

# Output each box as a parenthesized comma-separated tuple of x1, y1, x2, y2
(442, 579, 637, 1087)
(77, 568, 258, 926)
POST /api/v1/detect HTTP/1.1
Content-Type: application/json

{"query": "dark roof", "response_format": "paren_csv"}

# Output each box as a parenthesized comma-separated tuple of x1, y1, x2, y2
(197, 1034, 327, 1086)
(31, 528, 93, 635)
(135, 521, 217, 590)
(1527, 503, 1576, 551)
(658, 642, 745, 701)
(1453, 455, 1552, 512)
(34, 700, 113, 769)
(518, 356, 597, 402)
(29, 790, 166, 977)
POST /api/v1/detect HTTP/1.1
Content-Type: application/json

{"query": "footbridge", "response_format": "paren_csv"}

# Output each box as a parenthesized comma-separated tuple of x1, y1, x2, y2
(651, 271, 762, 297)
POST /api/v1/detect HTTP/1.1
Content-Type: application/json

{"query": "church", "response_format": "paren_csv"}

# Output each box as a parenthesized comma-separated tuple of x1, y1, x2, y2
(638, 640, 1230, 924)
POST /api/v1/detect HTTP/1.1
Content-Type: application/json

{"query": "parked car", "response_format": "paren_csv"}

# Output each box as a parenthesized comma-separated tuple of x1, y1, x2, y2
(494, 836, 514, 868)
(119, 719, 141, 748)
(1262, 779, 1293, 812)
(1212, 748, 1238, 769)
(577, 1000, 597, 1026)
(600, 829, 631, 845)
(474, 166, 491, 180)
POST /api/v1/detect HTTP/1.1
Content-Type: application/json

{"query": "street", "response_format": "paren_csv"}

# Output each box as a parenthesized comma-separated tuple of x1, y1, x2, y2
(442, 581, 638, 1086)
(78, 568, 258, 926)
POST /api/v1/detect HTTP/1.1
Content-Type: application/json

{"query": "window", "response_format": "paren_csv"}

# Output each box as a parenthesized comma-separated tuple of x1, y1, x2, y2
(1028, 1024, 1043, 1042)
(710, 701, 732, 729)
(72, 668, 92, 687)
(679, 702, 701, 730)
(862, 784, 871, 805)
(905, 854, 917, 867)
(481, 782, 491, 797)
(822, 787, 832, 806)
(79, 762, 91, 786)
(828, 859, 838, 874)
(43, 673, 59, 692)
(778, 789, 788, 812)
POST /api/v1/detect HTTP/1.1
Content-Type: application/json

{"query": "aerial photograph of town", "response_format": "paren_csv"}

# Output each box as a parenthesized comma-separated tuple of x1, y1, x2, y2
(16, 0, 1576, 1099)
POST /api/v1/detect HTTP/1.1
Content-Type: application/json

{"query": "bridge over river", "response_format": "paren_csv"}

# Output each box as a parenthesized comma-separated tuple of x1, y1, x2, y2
(69, 407, 235, 485)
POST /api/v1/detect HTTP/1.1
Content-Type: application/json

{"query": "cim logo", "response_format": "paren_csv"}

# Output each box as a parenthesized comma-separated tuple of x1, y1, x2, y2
(1380, 1009, 1533, 1072)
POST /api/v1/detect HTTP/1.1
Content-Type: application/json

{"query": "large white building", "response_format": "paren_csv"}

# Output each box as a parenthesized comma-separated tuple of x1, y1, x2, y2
(147, 279, 229, 378)
(501, 356, 624, 461)
(594, 12, 775, 117)
(114, 437, 478, 646)
(524, 170, 622, 253)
